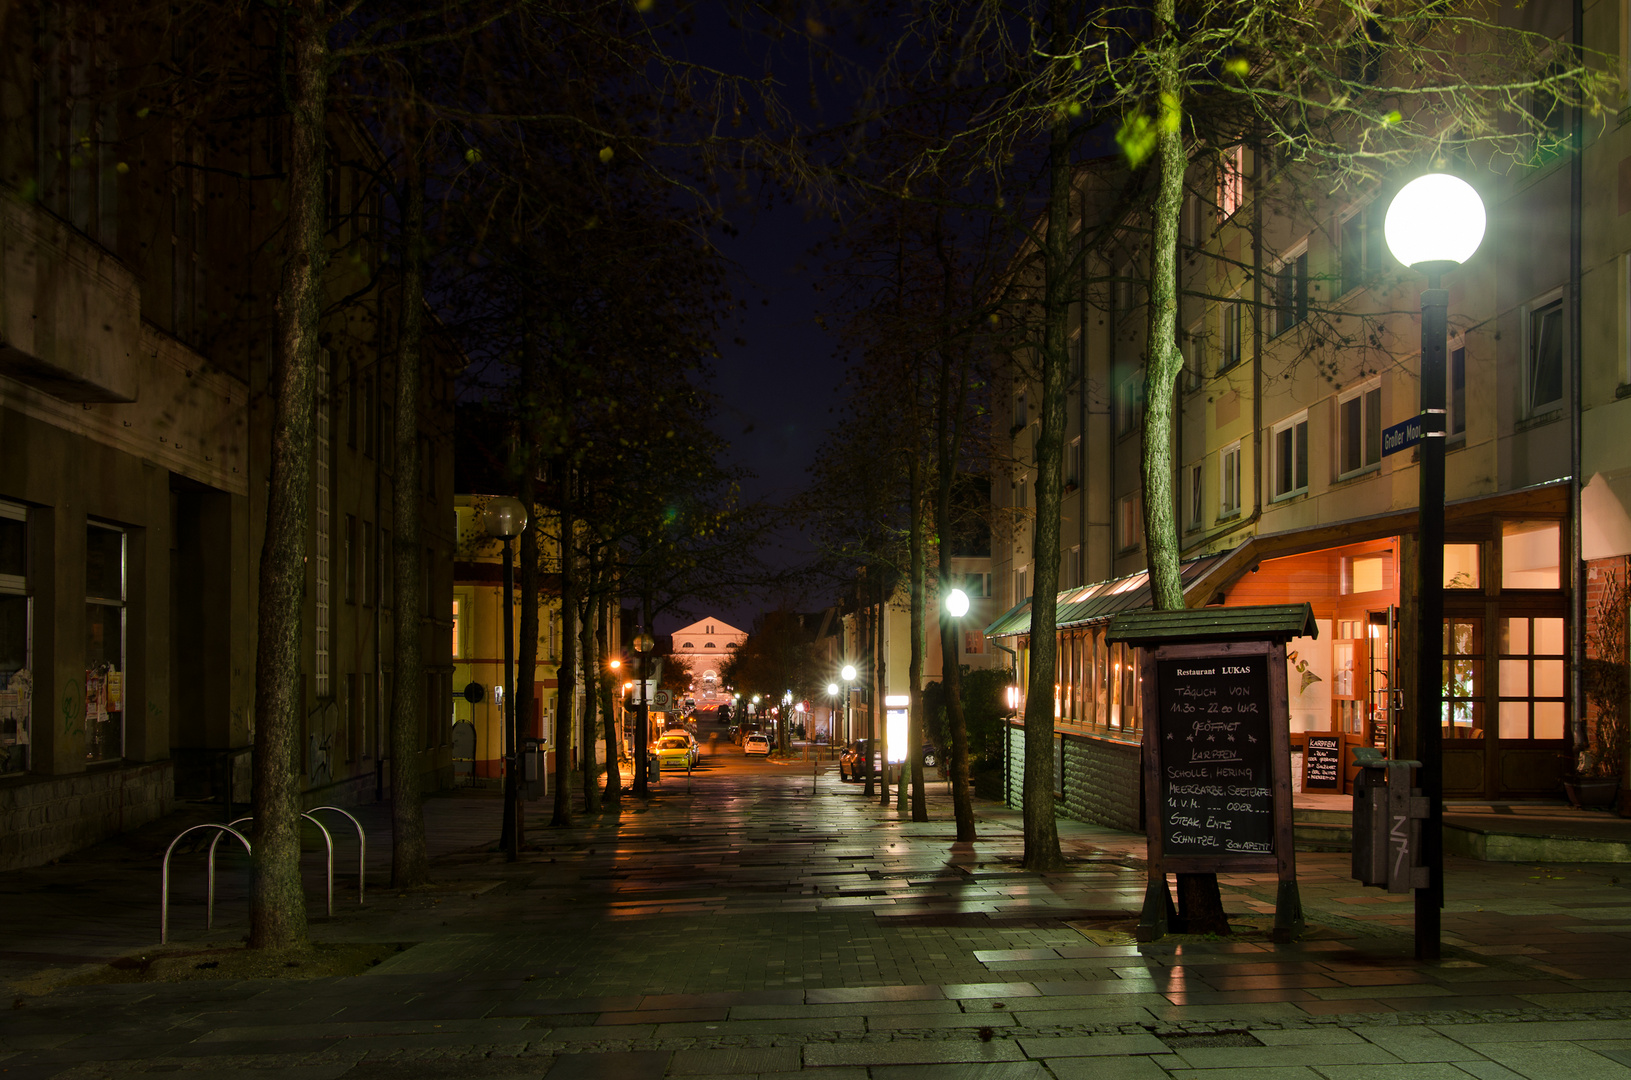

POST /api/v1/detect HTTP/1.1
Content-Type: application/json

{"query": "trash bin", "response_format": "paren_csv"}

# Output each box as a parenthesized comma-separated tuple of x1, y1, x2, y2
(647, 752, 660, 784)
(522, 738, 541, 782)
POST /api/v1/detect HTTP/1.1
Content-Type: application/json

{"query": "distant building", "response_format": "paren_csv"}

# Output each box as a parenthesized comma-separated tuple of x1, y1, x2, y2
(670, 617, 746, 688)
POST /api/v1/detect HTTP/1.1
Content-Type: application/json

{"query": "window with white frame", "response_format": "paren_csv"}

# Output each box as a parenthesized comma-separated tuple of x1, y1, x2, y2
(1069, 329, 1084, 383)
(1338, 381, 1382, 478)
(1116, 370, 1144, 437)
(1340, 203, 1385, 296)
(1187, 462, 1203, 531)
(1067, 545, 1081, 587)
(1219, 298, 1243, 371)
(1526, 296, 1564, 414)
(1181, 321, 1204, 391)
(1013, 390, 1027, 430)
(1219, 442, 1242, 517)
(1271, 412, 1309, 499)
(1012, 473, 1029, 510)
(0, 501, 29, 775)
(1217, 145, 1244, 220)
(1182, 191, 1206, 248)
(1271, 249, 1308, 337)
(1067, 437, 1082, 487)
(1117, 492, 1143, 552)
(1015, 567, 1027, 602)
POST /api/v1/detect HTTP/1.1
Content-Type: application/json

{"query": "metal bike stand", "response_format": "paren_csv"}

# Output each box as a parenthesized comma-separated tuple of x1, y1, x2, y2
(306, 806, 367, 904)
(161, 823, 251, 945)
(213, 812, 337, 920)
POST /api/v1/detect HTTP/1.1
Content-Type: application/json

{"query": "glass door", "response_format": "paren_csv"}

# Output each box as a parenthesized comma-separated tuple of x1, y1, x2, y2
(1367, 607, 1396, 755)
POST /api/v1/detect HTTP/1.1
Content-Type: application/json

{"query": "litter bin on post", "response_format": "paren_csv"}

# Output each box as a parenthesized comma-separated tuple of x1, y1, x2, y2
(647, 751, 660, 785)
(522, 738, 544, 797)
(1351, 746, 1428, 893)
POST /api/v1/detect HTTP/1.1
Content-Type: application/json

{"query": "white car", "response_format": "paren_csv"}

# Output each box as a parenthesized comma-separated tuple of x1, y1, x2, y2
(743, 733, 771, 756)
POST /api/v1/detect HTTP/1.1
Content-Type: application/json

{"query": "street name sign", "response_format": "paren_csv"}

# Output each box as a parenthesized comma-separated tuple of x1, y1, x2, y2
(1382, 416, 1424, 457)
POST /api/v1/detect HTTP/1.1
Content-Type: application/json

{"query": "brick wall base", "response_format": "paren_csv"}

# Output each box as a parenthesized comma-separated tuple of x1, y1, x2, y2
(1061, 733, 1143, 833)
(0, 761, 174, 871)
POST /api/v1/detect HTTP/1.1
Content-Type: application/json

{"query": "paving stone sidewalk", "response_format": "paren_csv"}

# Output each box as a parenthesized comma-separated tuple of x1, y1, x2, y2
(3, 758, 1631, 1078)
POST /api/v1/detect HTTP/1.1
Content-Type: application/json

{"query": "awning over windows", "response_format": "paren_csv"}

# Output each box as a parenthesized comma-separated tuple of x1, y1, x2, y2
(983, 555, 1224, 639)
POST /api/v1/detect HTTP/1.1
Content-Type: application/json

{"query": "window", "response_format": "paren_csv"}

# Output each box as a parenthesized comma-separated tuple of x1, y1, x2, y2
(1502, 520, 1560, 589)
(683, 641, 694, 649)
(1012, 391, 1027, 430)
(451, 594, 468, 658)
(1220, 442, 1242, 517)
(1272, 413, 1309, 499)
(1067, 545, 1081, 588)
(1181, 321, 1204, 390)
(1444, 544, 1481, 589)
(1498, 616, 1567, 740)
(1443, 618, 1485, 736)
(344, 514, 357, 603)
(1116, 371, 1144, 437)
(1342, 19, 1383, 86)
(1271, 251, 1308, 337)
(363, 521, 375, 605)
(1187, 463, 1203, 531)
(1449, 344, 1467, 437)
(1067, 437, 1081, 487)
(1069, 330, 1084, 383)
(1118, 492, 1143, 552)
(0, 502, 29, 775)
(1220, 299, 1243, 372)
(1340, 204, 1385, 296)
(1012, 474, 1029, 510)
(1338, 382, 1382, 477)
(315, 349, 331, 698)
(1015, 568, 1027, 603)
(85, 523, 126, 763)
(1115, 263, 1138, 317)
(1182, 191, 1206, 249)
(381, 528, 393, 609)
(705, 641, 716, 648)
(1527, 298, 1563, 414)
(1218, 145, 1244, 220)
(1342, 553, 1389, 594)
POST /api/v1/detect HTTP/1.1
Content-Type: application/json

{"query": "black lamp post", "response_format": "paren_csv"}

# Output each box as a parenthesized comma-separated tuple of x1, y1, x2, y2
(633, 629, 654, 797)
(1384, 172, 1486, 961)
(483, 495, 527, 861)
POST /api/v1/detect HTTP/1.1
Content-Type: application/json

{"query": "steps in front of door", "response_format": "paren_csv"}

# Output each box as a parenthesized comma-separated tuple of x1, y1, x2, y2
(1293, 803, 1631, 861)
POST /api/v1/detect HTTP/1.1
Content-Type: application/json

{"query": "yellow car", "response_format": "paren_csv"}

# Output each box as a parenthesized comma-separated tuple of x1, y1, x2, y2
(653, 732, 699, 769)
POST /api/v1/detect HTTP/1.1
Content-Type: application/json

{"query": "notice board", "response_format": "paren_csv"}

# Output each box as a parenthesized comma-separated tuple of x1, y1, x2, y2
(1303, 735, 1342, 791)
(1155, 654, 1275, 856)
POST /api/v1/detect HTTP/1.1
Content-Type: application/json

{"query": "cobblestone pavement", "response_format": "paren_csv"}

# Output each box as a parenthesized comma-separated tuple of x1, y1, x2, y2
(4, 751, 1631, 1078)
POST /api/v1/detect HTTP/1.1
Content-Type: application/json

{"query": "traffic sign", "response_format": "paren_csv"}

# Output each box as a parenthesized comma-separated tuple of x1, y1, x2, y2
(652, 689, 671, 708)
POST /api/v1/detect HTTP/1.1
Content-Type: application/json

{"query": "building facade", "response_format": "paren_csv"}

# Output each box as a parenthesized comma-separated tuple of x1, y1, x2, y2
(988, 0, 1624, 815)
(0, 9, 457, 869)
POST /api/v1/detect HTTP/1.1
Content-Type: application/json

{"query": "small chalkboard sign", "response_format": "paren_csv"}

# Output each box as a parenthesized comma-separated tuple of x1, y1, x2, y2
(1303, 735, 1341, 791)
(1155, 654, 1275, 856)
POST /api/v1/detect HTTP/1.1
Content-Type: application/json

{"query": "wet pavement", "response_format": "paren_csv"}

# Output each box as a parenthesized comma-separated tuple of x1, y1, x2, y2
(3, 745, 1631, 1078)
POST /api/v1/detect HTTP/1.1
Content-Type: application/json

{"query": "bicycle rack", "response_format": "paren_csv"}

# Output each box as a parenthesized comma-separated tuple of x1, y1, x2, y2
(161, 823, 251, 945)
(209, 812, 336, 927)
(305, 806, 366, 905)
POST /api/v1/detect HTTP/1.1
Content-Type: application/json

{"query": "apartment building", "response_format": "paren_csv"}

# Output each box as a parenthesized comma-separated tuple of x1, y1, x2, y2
(987, 0, 1622, 816)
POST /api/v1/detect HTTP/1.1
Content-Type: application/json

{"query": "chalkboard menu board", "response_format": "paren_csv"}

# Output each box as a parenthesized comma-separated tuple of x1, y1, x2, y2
(1303, 735, 1341, 791)
(1155, 654, 1275, 856)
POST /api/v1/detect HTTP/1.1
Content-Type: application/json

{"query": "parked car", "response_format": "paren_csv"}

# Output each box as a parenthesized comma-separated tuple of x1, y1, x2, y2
(653, 731, 699, 769)
(743, 733, 771, 756)
(838, 739, 879, 782)
(838, 739, 938, 780)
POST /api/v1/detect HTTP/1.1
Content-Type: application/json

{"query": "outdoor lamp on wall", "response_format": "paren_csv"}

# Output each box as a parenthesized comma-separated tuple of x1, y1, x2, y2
(1384, 171, 1486, 964)
(482, 495, 528, 861)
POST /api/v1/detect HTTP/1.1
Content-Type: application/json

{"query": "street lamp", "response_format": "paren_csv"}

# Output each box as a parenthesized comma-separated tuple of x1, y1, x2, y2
(945, 587, 970, 618)
(1384, 171, 1486, 962)
(633, 629, 655, 797)
(483, 495, 527, 861)
(840, 662, 862, 790)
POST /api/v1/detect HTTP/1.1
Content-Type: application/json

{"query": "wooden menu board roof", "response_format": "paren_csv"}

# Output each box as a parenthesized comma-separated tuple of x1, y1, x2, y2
(1105, 603, 1317, 646)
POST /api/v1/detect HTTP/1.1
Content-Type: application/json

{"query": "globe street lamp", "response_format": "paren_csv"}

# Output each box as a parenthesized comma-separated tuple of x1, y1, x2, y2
(1384, 172, 1486, 962)
(483, 495, 528, 861)
(632, 630, 655, 797)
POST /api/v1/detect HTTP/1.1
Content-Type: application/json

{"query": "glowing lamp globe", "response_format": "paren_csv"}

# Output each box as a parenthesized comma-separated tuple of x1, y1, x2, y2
(841, 664, 857, 682)
(827, 682, 839, 696)
(945, 588, 970, 618)
(1384, 174, 1485, 273)
(482, 495, 528, 539)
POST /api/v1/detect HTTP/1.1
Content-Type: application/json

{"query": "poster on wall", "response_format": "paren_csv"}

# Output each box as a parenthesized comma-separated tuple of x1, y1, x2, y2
(1284, 621, 1331, 733)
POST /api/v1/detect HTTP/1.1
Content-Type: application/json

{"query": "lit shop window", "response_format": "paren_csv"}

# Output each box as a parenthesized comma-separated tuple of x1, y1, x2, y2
(85, 522, 126, 762)
(0, 502, 30, 774)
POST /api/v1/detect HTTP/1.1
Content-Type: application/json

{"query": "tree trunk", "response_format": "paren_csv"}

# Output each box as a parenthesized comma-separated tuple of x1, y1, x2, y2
(249, 6, 325, 951)
(579, 548, 600, 813)
(601, 595, 621, 803)
(388, 137, 428, 888)
(1019, 101, 1072, 873)
(1143, 0, 1228, 935)
(908, 451, 927, 822)
(552, 465, 575, 826)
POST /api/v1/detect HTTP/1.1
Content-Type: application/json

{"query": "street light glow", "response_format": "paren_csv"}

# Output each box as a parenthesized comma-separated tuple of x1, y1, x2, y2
(841, 664, 857, 682)
(945, 588, 970, 618)
(1384, 173, 1486, 270)
(827, 682, 838, 696)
